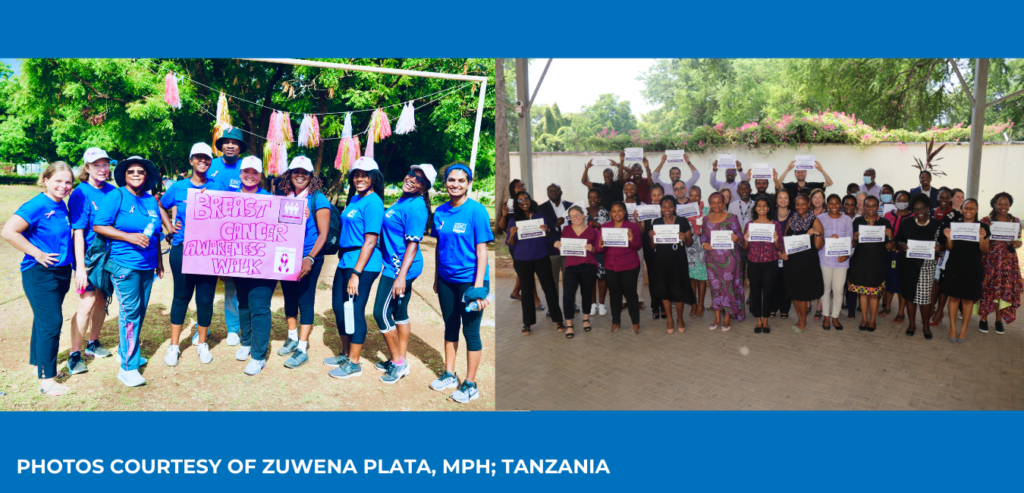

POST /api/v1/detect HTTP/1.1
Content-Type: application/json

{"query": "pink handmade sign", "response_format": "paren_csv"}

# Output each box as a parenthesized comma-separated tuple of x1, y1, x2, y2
(181, 189, 307, 281)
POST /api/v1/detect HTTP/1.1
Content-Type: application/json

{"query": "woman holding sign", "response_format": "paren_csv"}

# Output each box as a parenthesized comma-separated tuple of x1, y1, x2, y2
(596, 201, 643, 334)
(2, 162, 75, 396)
(941, 199, 990, 342)
(638, 184, 665, 320)
(848, 196, 893, 332)
(780, 195, 824, 333)
(978, 192, 1022, 334)
(92, 157, 165, 387)
(158, 143, 226, 366)
(769, 189, 794, 320)
(585, 188, 610, 316)
(817, 194, 853, 331)
(740, 197, 783, 333)
(699, 192, 744, 331)
(231, 157, 279, 375)
(555, 205, 600, 337)
(894, 193, 942, 339)
(685, 185, 707, 319)
(278, 156, 332, 369)
(507, 191, 565, 335)
(650, 195, 694, 334)
(430, 164, 494, 403)
(882, 191, 913, 321)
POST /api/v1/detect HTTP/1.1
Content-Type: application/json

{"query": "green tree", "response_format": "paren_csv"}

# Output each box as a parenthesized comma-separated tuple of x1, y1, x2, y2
(571, 93, 638, 138)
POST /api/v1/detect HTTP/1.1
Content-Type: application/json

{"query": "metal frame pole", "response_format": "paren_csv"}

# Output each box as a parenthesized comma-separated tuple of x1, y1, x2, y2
(516, 58, 533, 196)
(966, 58, 989, 199)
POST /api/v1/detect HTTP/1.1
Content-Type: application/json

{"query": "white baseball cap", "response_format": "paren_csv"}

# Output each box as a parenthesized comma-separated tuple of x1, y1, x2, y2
(288, 156, 314, 172)
(83, 147, 109, 164)
(240, 156, 263, 173)
(410, 164, 437, 187)
(190, 142, 213, 159)
(351, 156, 379, 173)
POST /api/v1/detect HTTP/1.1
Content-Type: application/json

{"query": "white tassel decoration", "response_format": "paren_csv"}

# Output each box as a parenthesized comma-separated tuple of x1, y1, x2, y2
(394, 102, 416, 135)
(342, 113, 353, 139)
(297, 114, 320, 148)
(277, 142, 289, 174)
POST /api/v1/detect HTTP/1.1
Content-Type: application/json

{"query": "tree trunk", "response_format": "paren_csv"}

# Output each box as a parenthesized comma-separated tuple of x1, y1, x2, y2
(493, 58, 509, 223)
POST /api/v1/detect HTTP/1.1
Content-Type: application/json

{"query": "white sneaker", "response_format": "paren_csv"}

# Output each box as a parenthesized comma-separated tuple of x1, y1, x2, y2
(226, 332, 241, 346)
(244, 359, 265, 376)
(164, 346, 180, 367)
(590, 304, 598, 316)
(196, 343, 213, 364)
(598, 303, 607, 316)
(235, 346, 250, 361)
(117, 369, 146, 387)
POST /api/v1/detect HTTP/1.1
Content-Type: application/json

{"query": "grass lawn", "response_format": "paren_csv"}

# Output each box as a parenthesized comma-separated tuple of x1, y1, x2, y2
(0, 185, 495, 411)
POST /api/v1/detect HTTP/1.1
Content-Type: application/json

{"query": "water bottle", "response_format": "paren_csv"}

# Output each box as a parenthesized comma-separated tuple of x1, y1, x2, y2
(343, 299, 355, 334)
(143, 218, 156, 237)
(465, 294, 495, 312)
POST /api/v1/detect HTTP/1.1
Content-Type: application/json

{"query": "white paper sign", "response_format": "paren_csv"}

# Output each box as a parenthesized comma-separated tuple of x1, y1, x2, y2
(560, 238, 587, 257)
(794, 155, 815, 170)
(825, 237, 852, 257)
(907, 239, 935, 259)
(710, 230, 734, 250)
(858, 225, 885, 243)
(602, 227, 629, 247)
(784, 234, 811, 254)
(717, 154, 737, 169)
(654, 224, 680, 244)
(950, 222, 980, 242)
(636, 204, 660, 221)
(591, 157, 610, 167)
(665, 150, 686, 163)
(516, 219, 545, 240)
(624, 147, 644, 162)
(750, 165, 773, 180)
(677, 202, 700, 218)
(748, 222, 775, 242)
(882, 204, 896, 217)
(989, 221, 1020, 241)
(625, 203, 637, 221)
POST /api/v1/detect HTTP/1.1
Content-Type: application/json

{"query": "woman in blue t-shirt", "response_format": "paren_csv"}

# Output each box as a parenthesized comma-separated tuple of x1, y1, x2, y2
(231, 156, 280, 375)
(368, 164, 435, 384)
(93, 157, 165, 388)
(2, 162, 76, 396)
(429, 164, 494, 404)
(325, 157, 386, 379)
(277, 156, 332, 368)
(67, 148, 116, 374)
(158, 143, 225, 367)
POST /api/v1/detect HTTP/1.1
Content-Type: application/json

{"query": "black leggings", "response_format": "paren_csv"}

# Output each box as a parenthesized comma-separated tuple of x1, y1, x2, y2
(563, 263, 597, 321)
(281, 256, 324, 325)
(169, 243, 218, 326)
(643, 249, 662, 311)
(607, 266, 640, 325)
(748, 261, 779, 318)
(513, 257, 564, 326)
(23, 264, 71, 379)
(438, 278, 488, 352)
(331, 268, 380, 345)
(773, 262, 791, 315)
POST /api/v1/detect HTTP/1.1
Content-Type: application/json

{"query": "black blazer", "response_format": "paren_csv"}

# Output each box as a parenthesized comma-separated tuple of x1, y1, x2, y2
(538, 200, 573, 256)
(909, 186, 940, 210)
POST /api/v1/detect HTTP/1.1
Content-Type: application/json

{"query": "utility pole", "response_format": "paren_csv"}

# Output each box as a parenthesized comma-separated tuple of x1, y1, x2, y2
(516, 58, 533, 195)
(494, 59, 509, 222)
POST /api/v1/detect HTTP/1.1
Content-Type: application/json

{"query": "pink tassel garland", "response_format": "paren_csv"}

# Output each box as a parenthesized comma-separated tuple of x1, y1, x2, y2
(164, 72, 181, 110)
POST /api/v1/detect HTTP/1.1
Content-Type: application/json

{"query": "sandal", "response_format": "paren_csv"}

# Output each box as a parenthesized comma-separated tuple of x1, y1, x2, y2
(633, 326, 640, 335)
(521, 326, 531, 335)
(583, 320, 592, 332)
(780, 312, 789, 320)
(39, 381, 69, 397)
(565, 326, 575, 339)
(769, 312, 776, 318)
(893, 315, 904, 324)
(556, 322, 566, 332)
(814, 310, 822, 320)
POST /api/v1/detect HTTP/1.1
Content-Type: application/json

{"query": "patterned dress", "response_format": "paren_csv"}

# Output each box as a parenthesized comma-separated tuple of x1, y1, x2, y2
(587, 206, 610, 279)
(896, 218, 941, 305)
(686, 206, 708, 281)
(979, 216, 1022, 323)
(700, 213, 745, 320)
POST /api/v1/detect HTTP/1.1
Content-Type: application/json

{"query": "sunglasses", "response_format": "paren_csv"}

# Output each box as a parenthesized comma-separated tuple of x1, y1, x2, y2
(126, 169, 147, 176)
(406, 170, 430, 188)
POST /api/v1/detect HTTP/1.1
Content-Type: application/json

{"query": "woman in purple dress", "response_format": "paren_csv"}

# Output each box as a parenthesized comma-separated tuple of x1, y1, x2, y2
(700, 192, 744, 331)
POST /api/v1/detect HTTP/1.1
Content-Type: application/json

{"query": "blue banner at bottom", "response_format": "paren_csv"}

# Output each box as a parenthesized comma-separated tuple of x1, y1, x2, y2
(2, 411, 1021, 491)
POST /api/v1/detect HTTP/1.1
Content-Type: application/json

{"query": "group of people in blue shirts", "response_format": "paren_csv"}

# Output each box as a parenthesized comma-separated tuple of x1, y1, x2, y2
(4, 127, 494, 404)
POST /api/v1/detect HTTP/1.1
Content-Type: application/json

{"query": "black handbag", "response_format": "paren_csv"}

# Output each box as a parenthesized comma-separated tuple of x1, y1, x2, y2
(84, 189, 124, 313)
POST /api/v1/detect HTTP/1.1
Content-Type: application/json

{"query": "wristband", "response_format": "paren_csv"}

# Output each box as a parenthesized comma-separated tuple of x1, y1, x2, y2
(353, 269, 363, 276)
(303, 256, 314, 263)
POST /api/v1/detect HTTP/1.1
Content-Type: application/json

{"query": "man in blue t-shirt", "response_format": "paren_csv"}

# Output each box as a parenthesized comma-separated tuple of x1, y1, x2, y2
(206, 127, 249, 343)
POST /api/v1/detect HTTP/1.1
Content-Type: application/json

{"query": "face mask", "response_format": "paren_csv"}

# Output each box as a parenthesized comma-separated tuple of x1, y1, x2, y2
(881, 194, 892, 203)
(895, 202, 909, 211)
(863, 176, 872, 185)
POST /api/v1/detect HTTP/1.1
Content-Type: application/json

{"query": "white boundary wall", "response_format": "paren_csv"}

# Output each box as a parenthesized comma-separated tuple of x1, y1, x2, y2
(511, 143, 1024, 216)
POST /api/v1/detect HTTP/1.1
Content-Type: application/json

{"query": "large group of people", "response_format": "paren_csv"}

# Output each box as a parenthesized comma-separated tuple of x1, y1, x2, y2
(498, 151, 1022, 343)
(4, 129, 493, 402)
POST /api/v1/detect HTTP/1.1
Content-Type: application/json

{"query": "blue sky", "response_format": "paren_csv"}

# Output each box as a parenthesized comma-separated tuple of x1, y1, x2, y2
(0, 58, 21, 76)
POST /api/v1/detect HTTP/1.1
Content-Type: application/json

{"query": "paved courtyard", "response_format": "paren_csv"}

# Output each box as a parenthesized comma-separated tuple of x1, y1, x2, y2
(495, 268, 1024, 410)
